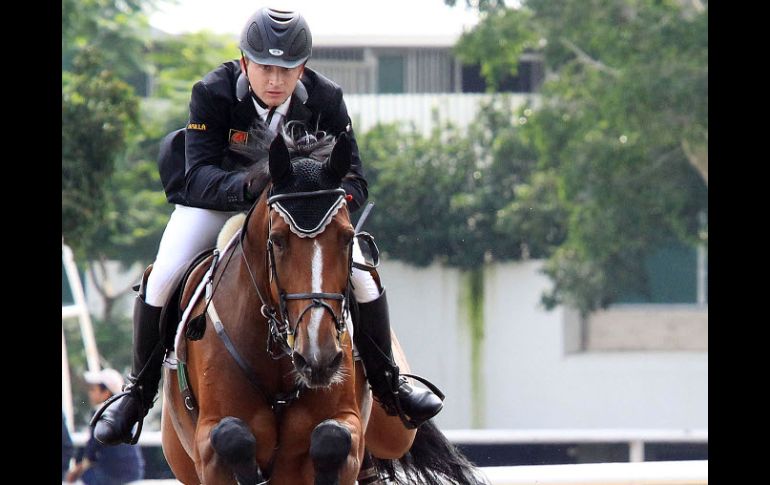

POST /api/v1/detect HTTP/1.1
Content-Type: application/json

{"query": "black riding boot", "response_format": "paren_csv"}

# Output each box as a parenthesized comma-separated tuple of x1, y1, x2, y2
(354, 289, 444, 428)
(92, 270, 164, 445)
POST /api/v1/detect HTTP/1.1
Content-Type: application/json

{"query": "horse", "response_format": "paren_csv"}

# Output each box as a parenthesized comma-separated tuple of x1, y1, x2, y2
(160, 129, 488, 485)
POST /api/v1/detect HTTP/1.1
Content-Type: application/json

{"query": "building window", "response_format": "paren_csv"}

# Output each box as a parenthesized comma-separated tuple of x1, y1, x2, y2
(615, 241, 707, 305)
(563, 240, 708, 353)
(461, 59, 544, 93)
(311, 48, 365, 61)
(378, 55, 404, 93)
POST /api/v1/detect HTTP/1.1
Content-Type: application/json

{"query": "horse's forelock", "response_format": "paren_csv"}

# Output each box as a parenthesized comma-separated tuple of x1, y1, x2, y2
(229, 119, 337, 168)
(282, 121, 336, 163)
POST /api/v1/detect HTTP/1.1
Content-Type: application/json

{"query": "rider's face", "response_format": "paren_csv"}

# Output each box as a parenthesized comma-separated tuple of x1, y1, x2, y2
(242, 58, 304, 107)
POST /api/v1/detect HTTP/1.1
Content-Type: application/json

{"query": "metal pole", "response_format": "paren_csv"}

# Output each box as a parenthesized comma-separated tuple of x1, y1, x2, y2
(697, 211, 708, 305)
(629, 440, 645, 462)
(62, 241, 100, 372)
(62, 327, 74, 432)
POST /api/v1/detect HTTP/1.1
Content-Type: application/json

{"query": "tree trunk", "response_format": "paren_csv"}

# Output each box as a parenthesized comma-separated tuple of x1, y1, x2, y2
(682, 139, 708, 186)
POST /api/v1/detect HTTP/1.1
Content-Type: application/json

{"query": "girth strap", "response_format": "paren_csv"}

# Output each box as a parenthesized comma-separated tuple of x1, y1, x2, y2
(178, 361, 199, 423)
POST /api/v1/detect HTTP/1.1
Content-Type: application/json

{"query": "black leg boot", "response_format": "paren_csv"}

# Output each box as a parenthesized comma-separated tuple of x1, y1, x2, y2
(354, 289, 444, 428)
(92, 270, 164, 445)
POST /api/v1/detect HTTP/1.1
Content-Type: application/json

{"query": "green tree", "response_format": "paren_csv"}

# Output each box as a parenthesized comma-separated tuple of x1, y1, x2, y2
(62, 0, 154, 94)
(448, 0, 707, 314)
(359, 98, 567, 269)
(62, 48, 139, 260)
(149, 30, 239, 100)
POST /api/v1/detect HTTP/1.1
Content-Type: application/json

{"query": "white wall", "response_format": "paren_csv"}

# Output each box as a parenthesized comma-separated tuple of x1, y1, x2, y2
(83, 258, 708, 430)
(379, 260, 708, 430)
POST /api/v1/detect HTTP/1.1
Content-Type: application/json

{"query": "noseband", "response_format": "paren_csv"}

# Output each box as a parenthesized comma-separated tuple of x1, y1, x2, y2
(241, 187, 352, 359)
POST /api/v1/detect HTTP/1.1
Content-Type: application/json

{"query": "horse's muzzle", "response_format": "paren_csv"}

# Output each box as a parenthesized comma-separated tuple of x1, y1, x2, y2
(292, 350, 345, 388)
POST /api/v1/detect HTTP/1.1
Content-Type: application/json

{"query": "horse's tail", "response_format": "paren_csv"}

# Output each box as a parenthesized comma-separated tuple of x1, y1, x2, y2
(371, 420, 489, 485)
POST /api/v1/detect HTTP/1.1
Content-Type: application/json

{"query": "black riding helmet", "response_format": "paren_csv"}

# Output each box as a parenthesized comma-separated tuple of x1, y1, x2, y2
(240, 8, 312, 69)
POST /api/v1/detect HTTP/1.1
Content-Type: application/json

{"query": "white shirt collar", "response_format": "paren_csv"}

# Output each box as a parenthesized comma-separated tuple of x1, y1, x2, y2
(252, 93, 292, 120)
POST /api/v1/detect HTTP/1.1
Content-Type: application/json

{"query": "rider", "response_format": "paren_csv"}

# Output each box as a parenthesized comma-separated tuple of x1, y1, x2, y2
(93, 7, 443, 446)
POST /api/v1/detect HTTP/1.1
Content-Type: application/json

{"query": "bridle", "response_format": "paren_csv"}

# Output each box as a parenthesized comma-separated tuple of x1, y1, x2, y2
(239, 187, 353, 360)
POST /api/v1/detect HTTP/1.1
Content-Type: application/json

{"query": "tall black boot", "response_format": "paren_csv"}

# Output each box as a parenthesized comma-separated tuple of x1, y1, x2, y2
(91, 269, 164, 445)
(354, 289, 444, 429)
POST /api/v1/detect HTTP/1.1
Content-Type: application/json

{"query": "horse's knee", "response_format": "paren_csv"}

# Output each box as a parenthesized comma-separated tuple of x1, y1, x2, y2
(209, 416, 262, 484)
(310, 419, 352, 475)
(210, 417, 256, 463)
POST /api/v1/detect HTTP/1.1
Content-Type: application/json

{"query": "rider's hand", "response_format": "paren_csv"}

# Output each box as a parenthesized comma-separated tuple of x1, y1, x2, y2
(243, 166, 270, 201)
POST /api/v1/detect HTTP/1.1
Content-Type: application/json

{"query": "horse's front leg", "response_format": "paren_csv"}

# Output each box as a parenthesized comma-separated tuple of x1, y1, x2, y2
(196, 416, 264, 484)
(310, 418, 363, 485)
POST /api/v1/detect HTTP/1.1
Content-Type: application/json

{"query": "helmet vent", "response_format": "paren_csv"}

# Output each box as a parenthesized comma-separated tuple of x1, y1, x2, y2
(290, 31, 308, 57)
(247, 23, 264, 52)
(268, 10, 294, 23)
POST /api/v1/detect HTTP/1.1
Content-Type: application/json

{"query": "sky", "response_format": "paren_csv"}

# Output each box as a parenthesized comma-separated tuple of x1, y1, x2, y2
(149, 0, 481, 39)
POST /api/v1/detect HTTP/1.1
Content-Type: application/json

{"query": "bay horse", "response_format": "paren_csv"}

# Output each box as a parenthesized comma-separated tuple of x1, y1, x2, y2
(160, 130, 487, 485)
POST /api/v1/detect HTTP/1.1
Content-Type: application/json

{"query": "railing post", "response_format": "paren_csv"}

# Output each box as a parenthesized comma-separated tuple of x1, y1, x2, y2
(629, 439, 645, 462)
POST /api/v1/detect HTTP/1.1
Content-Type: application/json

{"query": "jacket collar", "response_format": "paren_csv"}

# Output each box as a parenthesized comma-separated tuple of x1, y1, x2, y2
(286, 80, 312, 125)
(233, 72, 312, 129)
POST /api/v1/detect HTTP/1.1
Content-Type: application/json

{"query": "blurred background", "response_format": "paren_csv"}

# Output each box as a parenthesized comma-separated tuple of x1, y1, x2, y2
(62, 0, 707, 481)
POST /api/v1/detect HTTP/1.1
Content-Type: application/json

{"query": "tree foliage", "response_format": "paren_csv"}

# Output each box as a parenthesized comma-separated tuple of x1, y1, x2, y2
(149, 30, 239, 102)
(444, 0, 708, 314)
(63, 0, 153, 93)
(62, 48, 139, 259)
(359, 98, 568, 270)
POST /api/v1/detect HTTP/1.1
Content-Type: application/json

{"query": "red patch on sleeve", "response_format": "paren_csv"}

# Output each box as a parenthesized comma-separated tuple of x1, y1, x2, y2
(229, 129, 249, 145)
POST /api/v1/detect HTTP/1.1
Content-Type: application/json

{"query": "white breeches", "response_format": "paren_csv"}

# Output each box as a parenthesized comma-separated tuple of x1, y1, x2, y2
(145, 205, 382, 306)
(145, 205, 239, 306)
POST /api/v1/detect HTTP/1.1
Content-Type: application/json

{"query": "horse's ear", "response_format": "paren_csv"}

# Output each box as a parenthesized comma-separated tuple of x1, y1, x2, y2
(327, 133, 352, 180)
(269, 134, 292, 183)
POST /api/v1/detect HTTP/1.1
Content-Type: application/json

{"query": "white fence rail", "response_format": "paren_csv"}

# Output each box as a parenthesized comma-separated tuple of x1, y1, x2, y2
(71, 428, 707, 447)
(482, 460, 707, 485)
(344, 93, 535, 134)
(444, 429, 708, 463)
(123, 460, 707, 485)
(71, 428, 707, 483)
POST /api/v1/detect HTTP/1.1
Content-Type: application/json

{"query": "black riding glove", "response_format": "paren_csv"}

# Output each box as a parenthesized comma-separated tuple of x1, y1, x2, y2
(243, 164, 271, 201)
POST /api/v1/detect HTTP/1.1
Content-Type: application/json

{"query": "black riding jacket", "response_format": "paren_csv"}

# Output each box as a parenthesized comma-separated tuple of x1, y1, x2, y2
(158, 61, 368, 213)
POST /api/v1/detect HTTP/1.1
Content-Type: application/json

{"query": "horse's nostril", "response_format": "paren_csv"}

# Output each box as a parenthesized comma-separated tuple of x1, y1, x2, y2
(330, 351, 343, 370)
(293, 352, 309, 372)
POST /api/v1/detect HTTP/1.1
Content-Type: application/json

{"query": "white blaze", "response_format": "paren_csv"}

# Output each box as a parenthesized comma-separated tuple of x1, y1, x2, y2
(307, 240, 324, 360)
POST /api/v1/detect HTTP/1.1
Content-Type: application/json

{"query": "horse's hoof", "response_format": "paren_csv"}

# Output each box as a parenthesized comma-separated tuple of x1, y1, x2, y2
(310, 419, 352, 473)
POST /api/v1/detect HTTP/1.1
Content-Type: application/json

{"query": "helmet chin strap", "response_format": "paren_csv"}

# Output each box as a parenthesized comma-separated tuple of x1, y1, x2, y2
(251, 90, 270, 110)
(241, 53, 270, 109)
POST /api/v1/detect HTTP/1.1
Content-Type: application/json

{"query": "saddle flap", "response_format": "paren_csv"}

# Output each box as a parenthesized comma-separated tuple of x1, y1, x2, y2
(158, 248, 215, 354)
(174, 252, 216, 362)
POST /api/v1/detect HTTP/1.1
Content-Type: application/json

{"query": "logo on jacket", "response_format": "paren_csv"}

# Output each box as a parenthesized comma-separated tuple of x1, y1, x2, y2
(187, 123, 207, 131)
(229, 129, 249, 146)
(269, 48, 284, 56)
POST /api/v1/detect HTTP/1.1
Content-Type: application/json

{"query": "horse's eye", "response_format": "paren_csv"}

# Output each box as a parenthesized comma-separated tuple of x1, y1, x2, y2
(270, 233, 287, 250)
(342, 230, 354, 247)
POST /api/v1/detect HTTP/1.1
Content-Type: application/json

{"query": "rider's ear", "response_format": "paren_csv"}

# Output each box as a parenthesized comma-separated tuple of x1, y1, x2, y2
(327, 133, 351, 180)
(269, 134, 292, 183)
